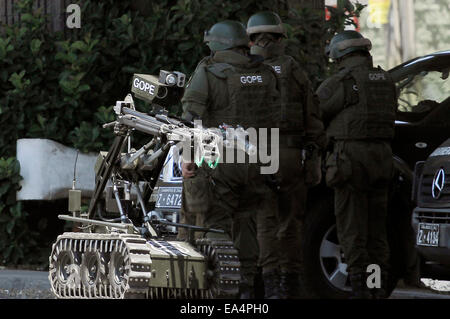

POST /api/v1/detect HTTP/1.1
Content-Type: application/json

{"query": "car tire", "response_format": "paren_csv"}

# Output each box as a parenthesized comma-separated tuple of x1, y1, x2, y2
(299, 195, 349, 299)
(299, 190, 400, 299)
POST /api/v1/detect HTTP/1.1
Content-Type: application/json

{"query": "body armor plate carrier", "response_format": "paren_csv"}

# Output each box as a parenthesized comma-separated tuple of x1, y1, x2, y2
(327, 66, 396, 140)
(203, 62, 278, 129)
(264, 55, 306, 133)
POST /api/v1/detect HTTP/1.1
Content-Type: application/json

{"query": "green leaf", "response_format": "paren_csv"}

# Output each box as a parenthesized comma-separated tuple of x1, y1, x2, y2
(30, 39, 42, 54)
(4, 245, 13, 259)
(55, 52, 68, 61)
(119, 14, 130, 25)
(0, 184, 10, 197)
(6, 220, 15, 235)
(56, 40, 70, 51)
(59, 77, 79, 94)
(92, 127, 99, 141)
(121, 66, 138, 74)
(18, 27, 28, 38)
(35, 58, 43, 70)
(20, 13, 33, 23)
(178, 41, 195, 51)
(37, 114, 46, 128)
(9, 71, 26, 90)
(71, 41, 87, 52)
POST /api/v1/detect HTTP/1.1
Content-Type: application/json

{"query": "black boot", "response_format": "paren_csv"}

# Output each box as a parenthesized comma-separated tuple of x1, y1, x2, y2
(349, 273, 372, 299)
(371, 271, 389, 299)
(262, 270, 281, 299)
(280, 271, 301, 299)
(239, 281, 255, 299)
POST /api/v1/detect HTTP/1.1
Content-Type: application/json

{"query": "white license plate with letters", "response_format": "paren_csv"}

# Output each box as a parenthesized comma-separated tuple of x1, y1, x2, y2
(417, 223, 439, 247)
(155, 187, 182, 210)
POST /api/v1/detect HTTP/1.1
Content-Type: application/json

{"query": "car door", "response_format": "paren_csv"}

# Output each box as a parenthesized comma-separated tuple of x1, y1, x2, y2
(390, 52, 450, 169)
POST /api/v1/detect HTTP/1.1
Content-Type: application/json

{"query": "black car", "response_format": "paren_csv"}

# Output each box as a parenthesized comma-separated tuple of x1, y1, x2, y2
(412, 138, 450, 278)
(391, 50, 450, 168)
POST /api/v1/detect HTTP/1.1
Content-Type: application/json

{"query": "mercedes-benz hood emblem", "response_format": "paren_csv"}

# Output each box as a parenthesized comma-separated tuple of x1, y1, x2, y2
(432, 168, 445, 199)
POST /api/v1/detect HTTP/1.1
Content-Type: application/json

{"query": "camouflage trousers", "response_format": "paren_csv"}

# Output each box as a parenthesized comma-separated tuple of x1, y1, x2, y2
(328, 140, 393, 276)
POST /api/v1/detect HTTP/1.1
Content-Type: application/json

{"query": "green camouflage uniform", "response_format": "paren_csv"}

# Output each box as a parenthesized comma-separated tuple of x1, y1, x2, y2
(181, 49, 279, 293)
(316, 54, 397, 297)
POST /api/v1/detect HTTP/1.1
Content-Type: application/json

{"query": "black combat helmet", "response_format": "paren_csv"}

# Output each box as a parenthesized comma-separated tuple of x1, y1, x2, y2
(204, 20, 250, 51)
(325, 30, 372, 60)
(246, 11, 287, 39)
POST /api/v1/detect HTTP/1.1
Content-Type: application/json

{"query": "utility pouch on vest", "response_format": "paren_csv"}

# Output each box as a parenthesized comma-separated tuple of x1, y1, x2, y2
(182, 169, 212, 214)
(325, 146, 352, 188)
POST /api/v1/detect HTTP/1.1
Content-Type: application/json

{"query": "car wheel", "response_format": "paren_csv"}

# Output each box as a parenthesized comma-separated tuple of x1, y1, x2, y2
(299, 197, 350, 299)
(319, 223, 351, 294)
(300, 193, 399, 299)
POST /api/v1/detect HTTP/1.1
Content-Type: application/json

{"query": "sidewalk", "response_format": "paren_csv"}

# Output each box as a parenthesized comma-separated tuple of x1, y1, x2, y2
(390, 287, 450, 299)
(0, 269, 449, 299)
(0, 269, 54, 299)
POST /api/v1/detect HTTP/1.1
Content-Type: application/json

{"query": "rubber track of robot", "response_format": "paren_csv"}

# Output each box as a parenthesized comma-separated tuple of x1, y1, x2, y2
(196, 238, 241, 298)
(48, 233, 152, 299)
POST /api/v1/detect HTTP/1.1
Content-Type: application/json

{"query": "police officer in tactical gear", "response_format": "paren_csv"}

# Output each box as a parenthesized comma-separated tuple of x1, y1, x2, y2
(316, 30, 397, 299)
(180, 20, 279, 298)
(177, 55, 213, 243)
(247, 11, 327, 299)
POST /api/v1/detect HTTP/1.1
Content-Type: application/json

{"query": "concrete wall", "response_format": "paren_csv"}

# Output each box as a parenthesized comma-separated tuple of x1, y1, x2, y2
(16, 139, 97, 201)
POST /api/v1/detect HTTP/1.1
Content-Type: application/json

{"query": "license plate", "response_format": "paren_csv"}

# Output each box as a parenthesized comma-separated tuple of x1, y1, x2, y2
(417, 223, 440, 247)
(155, 187, 182, 210)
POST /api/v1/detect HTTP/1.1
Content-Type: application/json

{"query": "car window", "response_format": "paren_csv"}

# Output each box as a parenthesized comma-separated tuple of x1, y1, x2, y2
(397, 70, 450, 112)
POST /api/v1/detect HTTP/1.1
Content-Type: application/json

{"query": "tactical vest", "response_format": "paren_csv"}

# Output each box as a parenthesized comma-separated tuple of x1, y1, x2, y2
(327, 66, 396, 140)
(202, 62, 277, 129)
(264, 55, 306, 133)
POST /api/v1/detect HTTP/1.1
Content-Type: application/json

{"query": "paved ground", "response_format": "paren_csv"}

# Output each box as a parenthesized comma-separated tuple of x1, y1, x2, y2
(390, 284, 450, 299)
(0, 269, 55, 299)
(0, 269, 449, 299)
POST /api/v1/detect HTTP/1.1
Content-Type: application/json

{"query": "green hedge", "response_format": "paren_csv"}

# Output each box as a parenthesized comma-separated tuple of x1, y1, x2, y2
(0, 157, 38, 264)
(0, 0, 363, 265)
